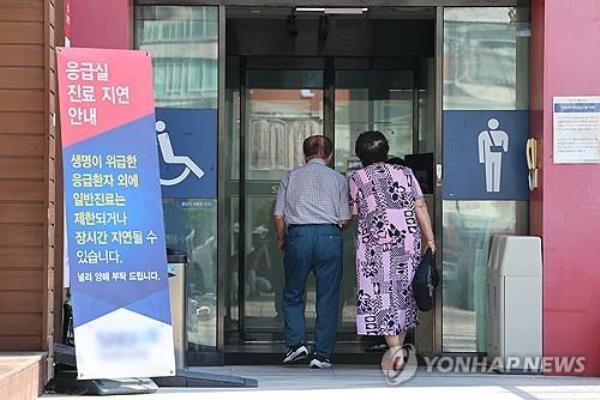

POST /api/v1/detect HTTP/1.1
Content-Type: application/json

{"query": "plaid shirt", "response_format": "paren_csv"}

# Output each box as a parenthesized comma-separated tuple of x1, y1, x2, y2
(274, 158, 351, 225)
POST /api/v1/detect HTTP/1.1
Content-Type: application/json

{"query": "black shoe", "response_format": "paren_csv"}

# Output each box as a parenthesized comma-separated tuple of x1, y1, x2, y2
(282, 344, 309, 364)
(309, 354, 332, 369)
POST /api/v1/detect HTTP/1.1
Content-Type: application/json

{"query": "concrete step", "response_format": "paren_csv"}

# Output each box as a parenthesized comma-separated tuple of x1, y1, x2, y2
(0, 353, 46, 400)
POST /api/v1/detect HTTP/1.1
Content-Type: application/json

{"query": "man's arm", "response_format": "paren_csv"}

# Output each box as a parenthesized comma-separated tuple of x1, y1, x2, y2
(337, 176, 352, 228)
(273, 172, 288, 251)
(273, 216, 286, 251)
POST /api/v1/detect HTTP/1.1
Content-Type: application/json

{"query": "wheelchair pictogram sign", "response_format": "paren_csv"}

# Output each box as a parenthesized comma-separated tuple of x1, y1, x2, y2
(155, 108, 217, 199)
(156, 120, 205, 186)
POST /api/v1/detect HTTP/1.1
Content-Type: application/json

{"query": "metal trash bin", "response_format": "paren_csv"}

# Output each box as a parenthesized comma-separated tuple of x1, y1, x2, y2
(487, 235, 542, 373)
(167, 248, 188, 370)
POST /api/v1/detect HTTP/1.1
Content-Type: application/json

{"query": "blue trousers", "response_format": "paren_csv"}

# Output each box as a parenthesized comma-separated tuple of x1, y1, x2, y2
(282, 224, 343, 358)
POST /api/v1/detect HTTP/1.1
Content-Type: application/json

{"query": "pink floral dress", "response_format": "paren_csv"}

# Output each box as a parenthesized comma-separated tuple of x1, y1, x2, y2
(349, 164, 423, 335)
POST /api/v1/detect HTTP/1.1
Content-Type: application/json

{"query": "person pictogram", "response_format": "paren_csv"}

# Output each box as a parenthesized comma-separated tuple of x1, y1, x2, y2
(478, 118, 509, 193)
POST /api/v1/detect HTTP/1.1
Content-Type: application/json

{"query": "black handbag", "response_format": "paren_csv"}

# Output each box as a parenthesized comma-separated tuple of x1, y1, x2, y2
(412, 249, 439, 312)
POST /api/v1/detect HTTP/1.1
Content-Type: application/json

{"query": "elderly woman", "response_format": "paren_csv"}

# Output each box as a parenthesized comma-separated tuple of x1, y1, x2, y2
(349, 131, 435, 370)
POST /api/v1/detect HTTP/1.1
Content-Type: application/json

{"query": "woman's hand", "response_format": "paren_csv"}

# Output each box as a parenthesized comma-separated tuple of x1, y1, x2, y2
(415, 199, 436, 254)
(426, 240, 436, 254)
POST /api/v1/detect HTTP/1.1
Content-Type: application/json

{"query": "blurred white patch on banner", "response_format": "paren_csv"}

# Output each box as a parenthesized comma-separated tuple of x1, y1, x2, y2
(74, 308, 175, 379)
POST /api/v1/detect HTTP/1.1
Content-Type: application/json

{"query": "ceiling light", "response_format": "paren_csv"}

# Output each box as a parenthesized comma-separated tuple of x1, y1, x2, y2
(295, 7, 368, 14)
(324, 8, 368, 14)
(295, 7, 325, 12)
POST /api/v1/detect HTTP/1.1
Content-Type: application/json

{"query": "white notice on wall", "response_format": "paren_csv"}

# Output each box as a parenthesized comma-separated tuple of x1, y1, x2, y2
(553, 96, 600, 164)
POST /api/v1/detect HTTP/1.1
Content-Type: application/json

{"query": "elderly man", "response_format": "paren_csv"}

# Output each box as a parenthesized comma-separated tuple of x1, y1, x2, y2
(273, 135, 351, 369)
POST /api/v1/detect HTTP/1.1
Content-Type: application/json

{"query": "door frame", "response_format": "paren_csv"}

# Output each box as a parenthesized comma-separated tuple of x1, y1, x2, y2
(236, 58, 327, 345)
(188, 4, 228, 367)
(432, 4, 444, 357)
(207, 5, 446, 367)
(225, 55, 432, 348)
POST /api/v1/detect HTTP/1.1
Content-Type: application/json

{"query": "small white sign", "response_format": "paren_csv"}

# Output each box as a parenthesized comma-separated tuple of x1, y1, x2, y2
(553, 96, 600, 164)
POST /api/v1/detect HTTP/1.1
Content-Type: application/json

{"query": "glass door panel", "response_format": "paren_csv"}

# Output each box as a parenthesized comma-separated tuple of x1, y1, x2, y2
(334, 70, 414, 174)
(442, 7, 530, 352)
(334, 70, 416, 333)
(135, 5, 220, 355)
(242, 70, 324, 334)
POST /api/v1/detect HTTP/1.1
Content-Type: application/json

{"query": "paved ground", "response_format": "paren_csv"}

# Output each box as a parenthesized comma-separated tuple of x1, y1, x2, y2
(42, 365, 600, 400)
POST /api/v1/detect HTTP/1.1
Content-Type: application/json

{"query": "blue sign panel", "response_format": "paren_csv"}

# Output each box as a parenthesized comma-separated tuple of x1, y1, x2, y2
(155, 108, 217, 199)
(443, 110, 529, 200)
(63, 115, 172, 325)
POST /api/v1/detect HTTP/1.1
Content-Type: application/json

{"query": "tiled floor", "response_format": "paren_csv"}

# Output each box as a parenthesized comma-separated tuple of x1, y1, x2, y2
(43, 365, 600, 400)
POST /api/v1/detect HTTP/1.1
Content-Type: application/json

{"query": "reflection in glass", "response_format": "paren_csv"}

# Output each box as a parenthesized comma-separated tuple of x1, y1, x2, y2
(247, 89, 323, 178)
(227, 64, 436, 340)
(443, 7, 530, 111)
(442, 201, 528, 352)
(334, 70, 428, 333)
(243, 75, 324, 332)
(246, 69, 324, 181)
(335, 71, 414, 174)
(225, 84, 241, 334)
(135, 6, 218, 108)
(242, 196, 285, 330)
(442, 7, 530, 352)
(418, 59, 435, 153)
(135, 5, 220, 352)
(163, 199, 218, 351)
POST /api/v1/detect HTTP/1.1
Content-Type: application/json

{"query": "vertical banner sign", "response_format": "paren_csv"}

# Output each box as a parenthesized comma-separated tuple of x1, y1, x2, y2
(56, 48, 175, 379)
